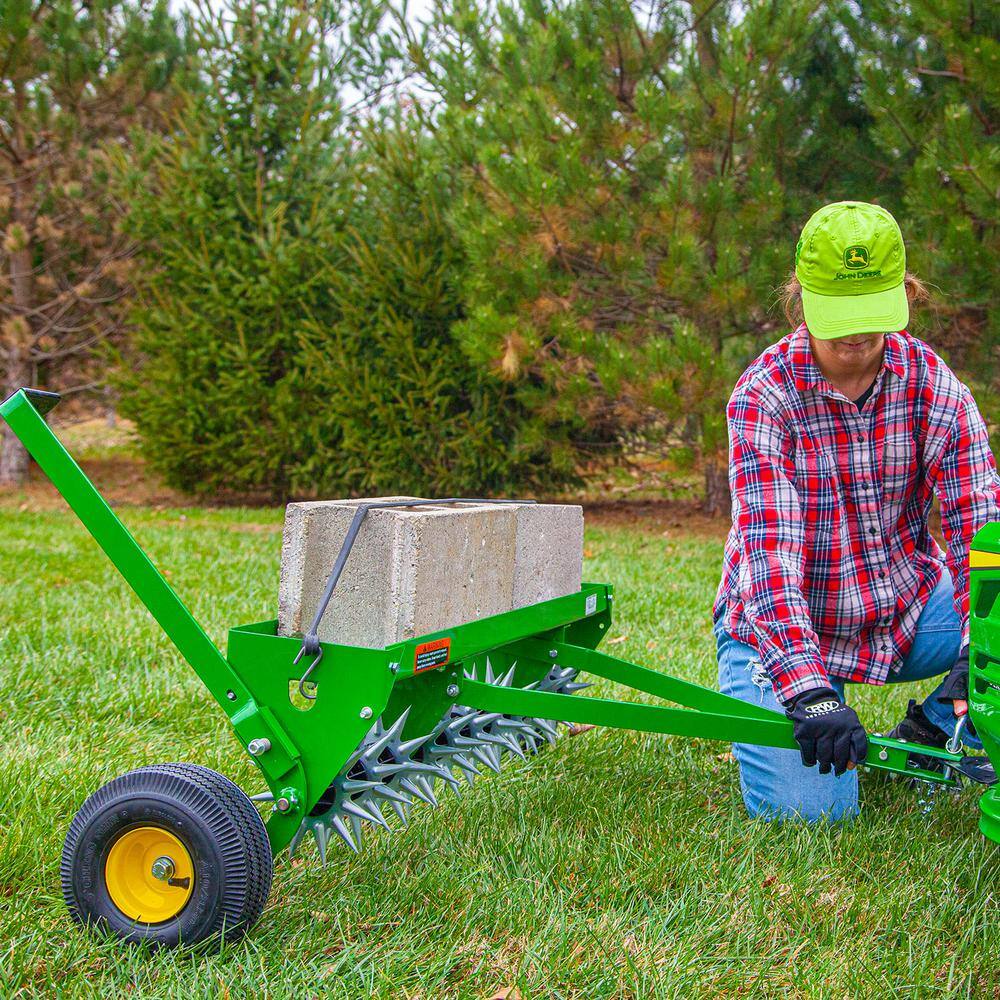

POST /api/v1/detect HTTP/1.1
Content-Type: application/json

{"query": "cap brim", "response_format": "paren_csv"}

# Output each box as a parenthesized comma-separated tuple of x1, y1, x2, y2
(801, 282, 909, 339)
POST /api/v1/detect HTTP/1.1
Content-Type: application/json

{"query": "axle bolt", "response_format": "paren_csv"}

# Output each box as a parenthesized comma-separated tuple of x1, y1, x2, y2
(447, 684, 460, 698)
(150, 856, 175, 882)
(360, 706, 373, 719)
(275, 797, 291, 812)
(248, 738, 271, 757)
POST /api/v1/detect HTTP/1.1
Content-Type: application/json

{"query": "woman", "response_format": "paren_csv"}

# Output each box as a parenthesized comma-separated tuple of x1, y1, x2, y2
(713, 200, 1000, 821)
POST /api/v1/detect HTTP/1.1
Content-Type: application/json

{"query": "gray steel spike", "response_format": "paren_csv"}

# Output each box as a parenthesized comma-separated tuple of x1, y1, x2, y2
(389, 797, 410, 824)
(373, 783, 411, 804)
(288, 821, 308, 859)
(463, 662, 479, 681)
(357, 794, 391, 830)
(350, 812, 365, 852)
(485, 660, 496, 685)
(342, 798, 382, 825)
(449, 753, 480, 776)
(470, 745, 502, 773)
(430, 761, 461, 787)
(485, 743, 503, 771)
(342, 778, 384, 794)
(398, 732, 434, 758)
(424, 744, 466, 760)
(474, 711, 504, 726)
(470, 730, 511, 749)
(313, 820, 329, 865)
(330, 814, 359, 853)
(534, 719, 559, 744)
(370, 761, 410, 779)
(445, 711, 479, 735)
(399, 777, 437, 806)
(563, 681, 591, 694)
(497, 733, 526, 758)
(363, 708, 412, 761)
(413, 775, 439, 807)
(494, 717, 536, 735)
(498, 665, 517, 687)
(250, 791, 274, 802)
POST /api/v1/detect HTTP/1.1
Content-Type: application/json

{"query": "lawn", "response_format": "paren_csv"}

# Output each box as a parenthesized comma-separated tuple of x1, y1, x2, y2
(0, 502, 998, 998)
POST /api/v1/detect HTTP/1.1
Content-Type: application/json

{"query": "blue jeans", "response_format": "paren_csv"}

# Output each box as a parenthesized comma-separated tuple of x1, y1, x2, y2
(714, 572, 973, 823)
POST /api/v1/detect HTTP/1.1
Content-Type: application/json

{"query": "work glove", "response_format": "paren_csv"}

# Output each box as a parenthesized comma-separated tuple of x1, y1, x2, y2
(937, 644, 969, 705)
(784, 687, 868, 777)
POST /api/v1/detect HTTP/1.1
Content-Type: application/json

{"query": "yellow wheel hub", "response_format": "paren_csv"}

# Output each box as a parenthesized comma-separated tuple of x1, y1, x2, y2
(104, 826, 194, 924)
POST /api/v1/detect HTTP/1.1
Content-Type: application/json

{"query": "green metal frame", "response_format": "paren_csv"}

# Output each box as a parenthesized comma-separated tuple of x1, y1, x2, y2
(2, 386, 995, 856)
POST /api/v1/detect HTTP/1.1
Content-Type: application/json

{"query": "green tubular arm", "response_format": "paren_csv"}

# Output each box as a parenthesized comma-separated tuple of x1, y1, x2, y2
(464, 640, 967, 785)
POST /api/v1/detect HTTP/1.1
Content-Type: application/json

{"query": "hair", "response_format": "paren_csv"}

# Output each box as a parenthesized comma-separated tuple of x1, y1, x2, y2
(778, 271, 930, 327)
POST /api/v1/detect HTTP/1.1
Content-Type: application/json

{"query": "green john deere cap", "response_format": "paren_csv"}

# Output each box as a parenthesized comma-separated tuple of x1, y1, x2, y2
(794, 201, 908, 339)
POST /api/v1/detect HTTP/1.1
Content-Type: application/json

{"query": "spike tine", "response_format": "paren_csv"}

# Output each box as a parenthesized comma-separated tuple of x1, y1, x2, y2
(343, 778, 384, 793)
(328, 814, 358, 853)
(342, 799, 381, 825)
(313, 821, 329, 865)
(288, 821, 308, 858)
(485, 661, 496, 685)
(498, 665, 517, 687)
(400, 777, 436, 806)
(360, 796, 391, 830)
(471, 745, 502, 773)
(398, 733, 433, 757)
(564, 681, 591, 693)
(433, 763, 461, 787)
(474, 712, 504, 726)
(389, 798, 410, 824)
(250, 791, 274, 802)
(350, 812, 365, 852)
(370, 762, 409, 779)
(374, 784, 411, 804)
(450, 754, 480, 776)
(364, 726, 400, 762)
(414, 775, 439, 807)
(473, 731, 511, 748)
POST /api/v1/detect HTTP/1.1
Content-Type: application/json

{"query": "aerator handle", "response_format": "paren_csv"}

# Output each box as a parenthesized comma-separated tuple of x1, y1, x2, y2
(1, 387, 61, 416)
(293, 498, 537, 697)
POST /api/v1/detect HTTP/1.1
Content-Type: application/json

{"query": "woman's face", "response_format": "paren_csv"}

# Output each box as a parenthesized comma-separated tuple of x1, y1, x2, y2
(811, 331, 885, 373)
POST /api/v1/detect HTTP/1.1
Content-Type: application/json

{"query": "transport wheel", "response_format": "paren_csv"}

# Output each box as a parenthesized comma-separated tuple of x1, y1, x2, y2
(61, 762, 272, 948)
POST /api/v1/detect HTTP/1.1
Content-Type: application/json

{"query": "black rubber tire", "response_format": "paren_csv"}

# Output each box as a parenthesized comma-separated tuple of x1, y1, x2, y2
(61, 763, 272, 948)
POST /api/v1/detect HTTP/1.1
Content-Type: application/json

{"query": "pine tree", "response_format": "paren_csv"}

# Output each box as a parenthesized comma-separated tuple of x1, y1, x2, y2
(855, 0, 999, 436)
(397, 0, 885, 512)
(0, 0, 183, 485)
(115, 0, 360, 495)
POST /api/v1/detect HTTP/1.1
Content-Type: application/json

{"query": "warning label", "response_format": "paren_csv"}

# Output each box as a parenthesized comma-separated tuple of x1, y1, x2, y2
(414, 637, 451, 673)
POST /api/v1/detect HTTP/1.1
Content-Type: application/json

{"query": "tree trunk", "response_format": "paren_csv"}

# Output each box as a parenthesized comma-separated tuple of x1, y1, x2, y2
(0, 402, 30, 486)
(2, 90, 36, 488)
(702, 456, 730, 517)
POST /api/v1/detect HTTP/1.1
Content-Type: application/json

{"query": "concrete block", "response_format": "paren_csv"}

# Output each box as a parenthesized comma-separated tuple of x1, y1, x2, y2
(277, 498, 584, 649)
(511, 503, 584, 609)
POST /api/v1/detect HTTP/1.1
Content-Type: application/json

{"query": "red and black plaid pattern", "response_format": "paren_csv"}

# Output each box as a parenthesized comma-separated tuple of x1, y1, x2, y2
(714, 323, 1000, 703)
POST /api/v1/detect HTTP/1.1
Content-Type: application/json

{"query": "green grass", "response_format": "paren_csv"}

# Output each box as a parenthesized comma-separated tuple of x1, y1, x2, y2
(1, 506, 998, 998)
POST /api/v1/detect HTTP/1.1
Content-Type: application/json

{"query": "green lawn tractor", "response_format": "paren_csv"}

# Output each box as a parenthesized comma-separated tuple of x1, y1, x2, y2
(3, 386, 1000, 949)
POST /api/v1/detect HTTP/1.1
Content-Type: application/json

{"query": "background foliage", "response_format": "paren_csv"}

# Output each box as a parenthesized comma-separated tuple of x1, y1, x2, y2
(0, 0, 996, 504)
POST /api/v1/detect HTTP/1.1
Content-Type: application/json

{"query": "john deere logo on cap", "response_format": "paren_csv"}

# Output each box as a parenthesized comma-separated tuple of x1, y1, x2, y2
(844, 245, 870, 270)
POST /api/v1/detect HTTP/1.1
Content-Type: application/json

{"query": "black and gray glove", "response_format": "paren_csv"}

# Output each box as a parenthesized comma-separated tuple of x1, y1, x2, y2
(785, 687, 868, 777)
(937, 644, 969, 704)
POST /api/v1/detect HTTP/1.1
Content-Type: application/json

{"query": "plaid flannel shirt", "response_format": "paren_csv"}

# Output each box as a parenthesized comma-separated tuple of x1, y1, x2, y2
(713, 323, 1000, 704)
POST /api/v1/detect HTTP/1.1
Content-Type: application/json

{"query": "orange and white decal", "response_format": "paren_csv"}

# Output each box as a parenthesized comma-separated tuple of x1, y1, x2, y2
(414, 637, 451, 673)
